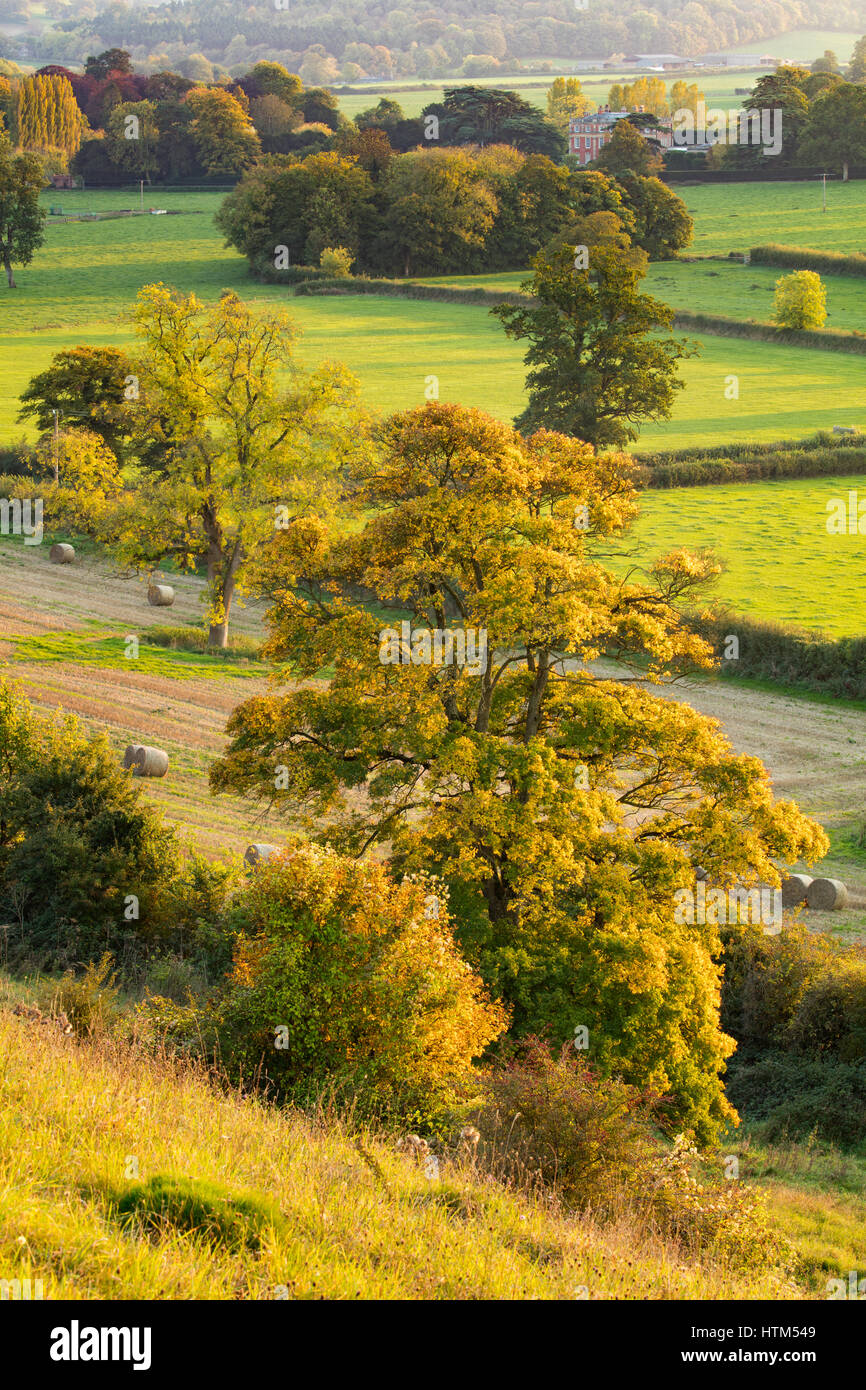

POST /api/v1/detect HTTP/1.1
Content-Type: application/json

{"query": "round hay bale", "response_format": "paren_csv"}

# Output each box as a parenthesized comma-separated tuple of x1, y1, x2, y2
(781, 873, 812, 907)
(147, 583, 175, 607)
(244, 843, 279, 869)
(806, 877, 849, 911)
(50, 543, 74, 564)
(122, 744, 169, 778)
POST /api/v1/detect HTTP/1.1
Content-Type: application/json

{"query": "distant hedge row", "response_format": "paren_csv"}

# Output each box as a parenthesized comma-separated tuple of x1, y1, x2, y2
(293, 276, 534, 307)
(751, 244, 866, 277)
(249, 259, 331, 285)
(672, 309, 866, 354)
(636, 431, 866, 465)
(687, 611, 866, 701)
(641, 442, 866, 488)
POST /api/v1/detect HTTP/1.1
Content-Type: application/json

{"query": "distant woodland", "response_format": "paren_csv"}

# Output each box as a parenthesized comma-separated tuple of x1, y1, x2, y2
(9, 0, 866, 78)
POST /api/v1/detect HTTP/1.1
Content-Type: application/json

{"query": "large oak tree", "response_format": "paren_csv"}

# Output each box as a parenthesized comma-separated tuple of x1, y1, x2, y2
(493, 243, 696, 448)
(210, 401, 826, 1140)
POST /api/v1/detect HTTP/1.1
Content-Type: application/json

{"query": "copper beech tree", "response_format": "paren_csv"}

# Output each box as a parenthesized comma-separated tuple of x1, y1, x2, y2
(211, 402, 827, 1141)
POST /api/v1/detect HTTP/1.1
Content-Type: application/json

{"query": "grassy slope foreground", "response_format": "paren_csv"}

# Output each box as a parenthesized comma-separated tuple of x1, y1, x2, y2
(0, 998, 798, 1301)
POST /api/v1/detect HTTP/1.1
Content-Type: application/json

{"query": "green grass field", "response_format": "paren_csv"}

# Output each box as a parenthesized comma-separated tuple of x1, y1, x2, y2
(4, 187, 866, 456)
(418, 262, 866, 333)
(646, 259, 866, 332)
(621, 474, 866, 639)
(3, 188, 866, 458)
(680, 180, 866, 256)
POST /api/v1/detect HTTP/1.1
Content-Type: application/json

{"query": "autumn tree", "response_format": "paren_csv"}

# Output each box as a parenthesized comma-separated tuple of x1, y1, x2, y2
(812, 50, 840, 74)
(99, 285, 367, 647)
(0, 134, 45, 288)
(378, 146, 499, 276)
(0, 75, 12, 133)
(592, 119, 663, 177)
(31, 426, 121, 532)
(210, 401, 827, 1141)
(246, 61, 303, 107)
(616, 173, 693, 260)
(725, 68, 810, 169)
(849, 35, 866, 83)
(333, 124, 394, 178)
(184, 87, 260, 174)
(546, 76, 590, 133)
(248, 94, 299, 142)
(14, 73, 84, 157)
(615, 76, 669, 117)
(668, 80, 704, 117)
(84, 49, 133, 80)
(543, 209, 646, 276)
(493, 243, 695, 448)
(216, 151, 376, 269)
(772, 269, 827, 329)
(428, 85, 566, 159)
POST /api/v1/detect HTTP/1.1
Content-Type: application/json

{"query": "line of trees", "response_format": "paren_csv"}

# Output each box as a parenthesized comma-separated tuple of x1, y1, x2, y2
(714, 62, 866, 173)
(27, 0, 865, 84)
(218, 143, 693, 279)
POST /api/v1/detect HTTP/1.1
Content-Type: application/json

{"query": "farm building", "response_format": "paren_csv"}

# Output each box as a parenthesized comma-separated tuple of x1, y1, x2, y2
(625, 54, 689, 70)
(568, 110, 674, 165)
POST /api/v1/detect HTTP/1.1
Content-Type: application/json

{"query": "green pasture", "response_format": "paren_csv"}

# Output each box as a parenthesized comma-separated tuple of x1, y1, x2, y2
(4, 184, 866, 459)
(680, 180, 866, 256)
(646, 260, 866, 332)
(417, 262, 866, 333)
(620, 473, 866, 639)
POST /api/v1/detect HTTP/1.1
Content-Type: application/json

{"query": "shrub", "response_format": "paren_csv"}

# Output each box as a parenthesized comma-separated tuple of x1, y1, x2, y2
(0, 438, 33, 478)
(721, 924, 866, 1147)
(642, 1132, 795, 1272)
(686, 611, 866, 699)
(247, 258, 329, 286)
(636, 432, 866, 489)
(772, 270, 827, 330)
(725, 1050, 866, 1148)
(144, 952, 207, 1004)
(319, 245, 354, 278)
(212, 844, 508, 1127)
(471, 1036, 659, 1205)
(751, 244, 866, 277)
(143, 625, 261, 659)
(721, 923, 833, 1050)
(45, 951, 121, 1039)
(787, 958, 866, 1061)
(470, 1039, 792, 1272)
(106, 1175, 285, 1251)
(0, 681, 182, 968)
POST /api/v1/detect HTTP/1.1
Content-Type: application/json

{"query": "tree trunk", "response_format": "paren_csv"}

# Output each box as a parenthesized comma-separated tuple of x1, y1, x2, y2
(207, 556, 238, 649)
(843, 160, 849, 182)
(2, 249, 15, 288)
